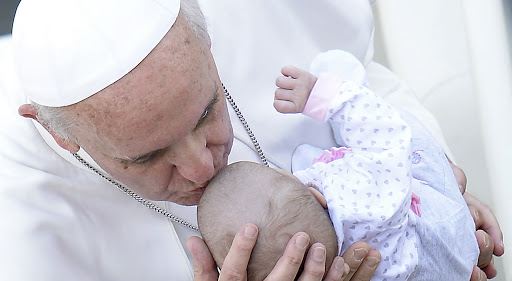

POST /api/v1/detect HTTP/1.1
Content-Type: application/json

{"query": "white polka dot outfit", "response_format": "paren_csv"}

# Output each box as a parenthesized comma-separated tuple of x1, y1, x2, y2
(292, 53, 479, 280)
(294, 75, 417, 280)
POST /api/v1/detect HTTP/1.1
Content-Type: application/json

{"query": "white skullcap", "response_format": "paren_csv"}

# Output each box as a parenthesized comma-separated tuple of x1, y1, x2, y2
(12, 0, 180, 107)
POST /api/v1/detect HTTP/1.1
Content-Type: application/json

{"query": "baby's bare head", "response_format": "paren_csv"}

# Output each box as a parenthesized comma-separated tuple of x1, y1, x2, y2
(197, 161, 338, 280)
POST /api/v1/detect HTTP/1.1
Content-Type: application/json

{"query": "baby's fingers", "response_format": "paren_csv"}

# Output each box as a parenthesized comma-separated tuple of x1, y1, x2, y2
(276, 75, 296, 90)
(274, 88, 302, 113)
(281, 65, 308, 79)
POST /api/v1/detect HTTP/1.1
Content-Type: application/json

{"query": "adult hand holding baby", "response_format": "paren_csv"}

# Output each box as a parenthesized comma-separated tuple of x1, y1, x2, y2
(450, 160, 505, 280)
(188, 227, 380, 281)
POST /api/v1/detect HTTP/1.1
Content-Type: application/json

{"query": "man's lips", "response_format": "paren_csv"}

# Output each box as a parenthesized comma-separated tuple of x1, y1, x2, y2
(190, 185, 206, 194)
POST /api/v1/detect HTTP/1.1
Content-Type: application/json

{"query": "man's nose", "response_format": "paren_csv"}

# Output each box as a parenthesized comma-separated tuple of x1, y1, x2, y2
(171, 136, 215, 184)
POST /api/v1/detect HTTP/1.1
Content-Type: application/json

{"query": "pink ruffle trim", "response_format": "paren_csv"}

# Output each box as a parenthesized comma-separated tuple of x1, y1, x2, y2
(312, 147, 352, 164)
(410, 192, 421, 217)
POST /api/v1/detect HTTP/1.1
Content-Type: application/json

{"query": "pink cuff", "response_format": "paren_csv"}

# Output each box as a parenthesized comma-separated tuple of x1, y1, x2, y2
(303, 73, 345, 122)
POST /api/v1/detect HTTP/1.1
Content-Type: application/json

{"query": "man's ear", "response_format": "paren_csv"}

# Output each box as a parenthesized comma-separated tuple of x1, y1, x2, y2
(309, 187, 327, 209)
(18, 104, 80, 153)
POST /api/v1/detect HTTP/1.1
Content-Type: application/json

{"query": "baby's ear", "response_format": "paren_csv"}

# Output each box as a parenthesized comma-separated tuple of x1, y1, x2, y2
(308, 187, 327, 209)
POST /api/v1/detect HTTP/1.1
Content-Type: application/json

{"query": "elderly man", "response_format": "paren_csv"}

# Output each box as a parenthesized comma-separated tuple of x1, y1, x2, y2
(0, 0, 502, 280)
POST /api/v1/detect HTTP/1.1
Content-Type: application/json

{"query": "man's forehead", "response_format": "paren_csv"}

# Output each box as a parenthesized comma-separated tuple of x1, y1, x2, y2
(75, 16, 203, 118)
(76, 88, 203, 144)
(73, 73, 219, 158)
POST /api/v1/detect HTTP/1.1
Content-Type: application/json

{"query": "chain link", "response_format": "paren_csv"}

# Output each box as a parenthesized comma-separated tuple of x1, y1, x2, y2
(223, 84, 269, 167)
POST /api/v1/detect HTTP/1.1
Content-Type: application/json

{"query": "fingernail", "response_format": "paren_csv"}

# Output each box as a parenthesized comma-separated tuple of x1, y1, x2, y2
(312, 246, 326, 261)
(296, 234, 309, 249)
(483, 233, 489, 248)
(479, 270, 486, 281)
(473, 209, 480, 222)
(244, 225, 257, 238)
(341, 263, 350, 278)
(365, 256, 380, 269)
(334, 257, 345, 270)
(354, 248, 368, 261)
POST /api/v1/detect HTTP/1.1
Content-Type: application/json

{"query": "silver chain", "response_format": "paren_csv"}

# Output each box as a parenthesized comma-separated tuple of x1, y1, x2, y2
(223, 84, 269, 167)
(71, 152, 200, 232)
(71, 84, 267, 232)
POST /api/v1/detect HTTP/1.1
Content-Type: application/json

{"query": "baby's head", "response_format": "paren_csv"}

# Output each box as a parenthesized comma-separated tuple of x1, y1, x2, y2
(197, 161, 338, 280)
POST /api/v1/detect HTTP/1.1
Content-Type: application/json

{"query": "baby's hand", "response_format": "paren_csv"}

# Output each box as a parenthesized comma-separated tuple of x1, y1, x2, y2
(274, 65, 317, 114)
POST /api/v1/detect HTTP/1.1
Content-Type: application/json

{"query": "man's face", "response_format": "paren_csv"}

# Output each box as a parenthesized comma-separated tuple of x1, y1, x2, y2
(70, 15, 234, 205)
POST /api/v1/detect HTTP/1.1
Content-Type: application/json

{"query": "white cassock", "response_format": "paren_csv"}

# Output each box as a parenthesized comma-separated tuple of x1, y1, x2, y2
(0, 1, 452, 280)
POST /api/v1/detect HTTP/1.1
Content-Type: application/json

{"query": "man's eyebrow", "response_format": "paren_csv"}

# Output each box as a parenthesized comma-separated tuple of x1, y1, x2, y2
(116, 149, 163, 164)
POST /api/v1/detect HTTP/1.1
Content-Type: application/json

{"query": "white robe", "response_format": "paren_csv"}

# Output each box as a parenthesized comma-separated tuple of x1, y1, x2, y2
(0, 1, 452, 279)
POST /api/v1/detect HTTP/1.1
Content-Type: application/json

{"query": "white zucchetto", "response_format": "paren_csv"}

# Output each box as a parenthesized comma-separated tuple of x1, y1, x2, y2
(12, 0, 180, 107)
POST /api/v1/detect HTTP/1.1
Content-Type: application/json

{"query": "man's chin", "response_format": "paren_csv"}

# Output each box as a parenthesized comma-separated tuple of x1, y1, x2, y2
(172, 196, 201, 206)
(165, 192, 203, 206)
(136, 184, 206, 205)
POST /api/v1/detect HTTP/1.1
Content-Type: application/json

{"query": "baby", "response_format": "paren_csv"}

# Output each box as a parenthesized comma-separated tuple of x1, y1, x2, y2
(198, 160, 338, 281)
(198, 50, 479, 280)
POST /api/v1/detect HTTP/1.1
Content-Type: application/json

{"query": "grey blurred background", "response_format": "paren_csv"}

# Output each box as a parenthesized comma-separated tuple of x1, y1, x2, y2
(0, 0, 19, 35)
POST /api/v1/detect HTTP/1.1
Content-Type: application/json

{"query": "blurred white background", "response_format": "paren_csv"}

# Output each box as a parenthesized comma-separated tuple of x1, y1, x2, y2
(372, 1, 510, 280)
